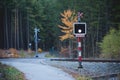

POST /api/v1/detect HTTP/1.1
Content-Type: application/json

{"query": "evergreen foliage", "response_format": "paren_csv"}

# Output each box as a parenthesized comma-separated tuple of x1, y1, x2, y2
(0, 0, 119, 58)
(100, 27, 120, 58)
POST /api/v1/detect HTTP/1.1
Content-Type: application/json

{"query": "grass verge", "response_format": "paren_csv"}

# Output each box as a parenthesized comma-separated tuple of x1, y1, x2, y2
(0, 63, 25, 80)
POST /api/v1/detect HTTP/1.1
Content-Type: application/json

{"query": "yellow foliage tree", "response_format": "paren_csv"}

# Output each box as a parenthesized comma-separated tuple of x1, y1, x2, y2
(58, 9, 77, 41)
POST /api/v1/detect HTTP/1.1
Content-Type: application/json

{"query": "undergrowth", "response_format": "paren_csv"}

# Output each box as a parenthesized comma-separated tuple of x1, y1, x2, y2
(0, 63, 25, 80)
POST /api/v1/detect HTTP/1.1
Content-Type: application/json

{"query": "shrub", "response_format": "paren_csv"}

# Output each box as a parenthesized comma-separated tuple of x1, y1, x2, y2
(38, 48, 42, 53)
(60, 47, 69, 57)
(0, 48, 20, 58)
(0, 49, 8, 58)
(19, 49, 35, 58)
(45, 53, 55, 58)
(8, 48, 20, 58)
(99, 28, 120, 59)
(60, 47, 78, 58)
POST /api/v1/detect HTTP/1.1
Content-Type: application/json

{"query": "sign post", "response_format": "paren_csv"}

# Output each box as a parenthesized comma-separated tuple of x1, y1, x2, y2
(34, 28, 40, 57)
(73, 12, 86, 68)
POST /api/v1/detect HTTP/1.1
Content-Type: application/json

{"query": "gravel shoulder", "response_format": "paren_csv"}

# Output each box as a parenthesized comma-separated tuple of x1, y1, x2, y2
(45, 59, 120, 78)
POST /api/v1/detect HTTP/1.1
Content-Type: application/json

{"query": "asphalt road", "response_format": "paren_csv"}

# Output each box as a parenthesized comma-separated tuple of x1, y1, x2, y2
(0, 52, 75, 80)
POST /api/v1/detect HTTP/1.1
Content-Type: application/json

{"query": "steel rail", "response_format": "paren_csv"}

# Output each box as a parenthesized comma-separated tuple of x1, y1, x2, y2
(50, 58, 120, 63)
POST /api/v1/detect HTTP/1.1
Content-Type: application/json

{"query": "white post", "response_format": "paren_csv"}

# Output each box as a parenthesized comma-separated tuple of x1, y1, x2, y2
(34, 28, 39, 57)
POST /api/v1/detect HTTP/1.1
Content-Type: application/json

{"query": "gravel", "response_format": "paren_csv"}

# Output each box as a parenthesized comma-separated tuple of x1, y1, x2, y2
(44, 59, 120, 78)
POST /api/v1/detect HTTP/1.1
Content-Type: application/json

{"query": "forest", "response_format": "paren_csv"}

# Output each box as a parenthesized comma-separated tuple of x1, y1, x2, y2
(0, 0, 120, 58)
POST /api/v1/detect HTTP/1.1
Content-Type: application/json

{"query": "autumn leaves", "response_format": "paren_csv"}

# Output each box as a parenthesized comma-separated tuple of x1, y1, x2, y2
(58, 9, 77, 41)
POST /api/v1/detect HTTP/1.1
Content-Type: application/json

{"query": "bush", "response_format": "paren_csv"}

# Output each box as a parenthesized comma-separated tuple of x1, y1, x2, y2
(0, 48, 20, 58)
(99, 28, 120, 59)
(60, 47, 70, 57)
(0, 63, 25, 80)
(0, 49, 7, 58)
(38, 48, 42, 53)
(19, 49, 35, 58)
(60, 47, 78, 58)
(45, 53, 55, 58)
(8, 48, 20, 58)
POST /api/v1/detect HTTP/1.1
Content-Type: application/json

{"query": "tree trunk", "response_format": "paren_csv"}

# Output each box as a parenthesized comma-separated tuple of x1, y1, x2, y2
(5, 8, 9, 49)
(19, 11, 23, 49)
(16, 8, 19, 49)
(10, 11, 13, 48)
(14, 9, 17, 49)
(27, 13, 30, 50)
(14, 8, 19, 49)
(69, 39, 72, 58)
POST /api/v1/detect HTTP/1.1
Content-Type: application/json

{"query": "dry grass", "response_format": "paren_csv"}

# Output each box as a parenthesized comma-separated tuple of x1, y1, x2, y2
(8, 48, 20, 58)
(0, 48, 20, 58)
(60, 47, 77, 58)
(0, 49, 7, 57)
(60, 47, 69, 57)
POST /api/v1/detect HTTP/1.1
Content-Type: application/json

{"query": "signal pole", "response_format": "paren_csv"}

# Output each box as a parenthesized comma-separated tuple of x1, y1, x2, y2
(34, 28, 40, 57)
(77, 12, 83, 68)
(73, 12, 86, 68)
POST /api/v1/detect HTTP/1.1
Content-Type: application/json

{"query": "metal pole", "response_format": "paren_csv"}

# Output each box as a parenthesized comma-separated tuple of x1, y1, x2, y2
(77, 12, 83, 68)
(34, 28, 39, 57)
(77, 37, 82, 68)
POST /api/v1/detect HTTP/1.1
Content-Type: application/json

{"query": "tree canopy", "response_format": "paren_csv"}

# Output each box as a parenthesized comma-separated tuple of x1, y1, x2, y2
(0, 0, 120, 58)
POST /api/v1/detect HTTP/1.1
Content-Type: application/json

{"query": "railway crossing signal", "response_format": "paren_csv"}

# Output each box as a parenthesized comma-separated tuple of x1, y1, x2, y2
(73, 12, 87, 68)
(73, 22, 86, 35)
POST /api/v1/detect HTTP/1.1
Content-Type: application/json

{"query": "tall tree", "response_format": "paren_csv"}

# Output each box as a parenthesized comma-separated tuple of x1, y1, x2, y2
(58, 9, 77, 41)
(58, 9, 77, 57)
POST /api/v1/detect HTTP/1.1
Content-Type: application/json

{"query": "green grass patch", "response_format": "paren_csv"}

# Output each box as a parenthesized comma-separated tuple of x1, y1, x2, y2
(45, 53, 55, 58)
(0, 63, 25, 80)
(19, 49, 35, 58)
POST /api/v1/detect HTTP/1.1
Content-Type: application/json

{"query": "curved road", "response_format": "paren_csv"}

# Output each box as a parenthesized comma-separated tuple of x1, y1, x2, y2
(0, 53, 75, 80)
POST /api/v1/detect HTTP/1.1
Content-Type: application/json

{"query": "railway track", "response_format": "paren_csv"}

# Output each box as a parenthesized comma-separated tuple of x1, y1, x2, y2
(0, 57, 120, 79)
(0, 57, 120, 63)
(51, 58, 120, 63)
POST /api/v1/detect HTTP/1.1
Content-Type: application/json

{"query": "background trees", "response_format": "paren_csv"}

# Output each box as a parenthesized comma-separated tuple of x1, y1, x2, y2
(0, 0, 119, 58)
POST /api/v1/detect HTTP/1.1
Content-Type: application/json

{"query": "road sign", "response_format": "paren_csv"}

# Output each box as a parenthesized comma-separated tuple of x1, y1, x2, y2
(73, 22, 86, 35)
